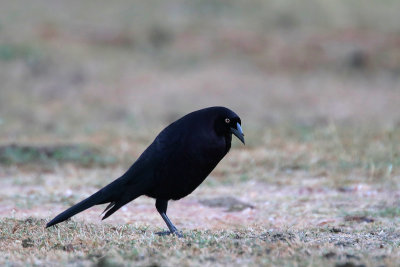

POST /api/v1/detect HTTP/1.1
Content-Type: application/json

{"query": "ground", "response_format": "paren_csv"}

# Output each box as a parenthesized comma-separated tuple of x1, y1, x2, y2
(0, 1, 400, 266)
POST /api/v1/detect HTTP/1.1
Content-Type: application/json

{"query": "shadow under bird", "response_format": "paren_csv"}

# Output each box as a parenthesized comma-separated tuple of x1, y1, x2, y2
(46, 106, 245, 237)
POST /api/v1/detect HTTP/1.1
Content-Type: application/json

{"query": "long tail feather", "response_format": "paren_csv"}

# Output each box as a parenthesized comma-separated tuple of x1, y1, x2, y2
(102, 202, 124, 220)
(46, 190, 109, 228)
(101, 202, 116, 215)
(47, 168, 150, 228)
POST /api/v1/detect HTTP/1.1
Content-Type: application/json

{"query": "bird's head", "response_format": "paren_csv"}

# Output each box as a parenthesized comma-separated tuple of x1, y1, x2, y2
(213, 107, 245, 145)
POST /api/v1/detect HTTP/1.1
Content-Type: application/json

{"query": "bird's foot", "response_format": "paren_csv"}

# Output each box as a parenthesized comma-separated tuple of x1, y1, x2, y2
(155, 230, 183, 238)
(155, 230, 171, 236)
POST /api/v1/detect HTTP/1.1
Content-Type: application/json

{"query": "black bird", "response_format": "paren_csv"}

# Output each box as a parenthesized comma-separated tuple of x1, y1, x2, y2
(46, 106, 245, 237)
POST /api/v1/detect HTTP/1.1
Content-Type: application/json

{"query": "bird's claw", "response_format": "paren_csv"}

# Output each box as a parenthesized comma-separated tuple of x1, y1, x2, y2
(155, 230, 183, 238)
(174, 231, 183, 238)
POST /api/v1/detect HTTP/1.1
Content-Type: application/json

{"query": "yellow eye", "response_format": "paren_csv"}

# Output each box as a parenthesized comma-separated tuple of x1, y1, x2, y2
(225, 118, 230, 124)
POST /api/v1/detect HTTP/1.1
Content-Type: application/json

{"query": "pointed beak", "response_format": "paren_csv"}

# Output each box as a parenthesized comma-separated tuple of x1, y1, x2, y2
(230, 122, 245, 145)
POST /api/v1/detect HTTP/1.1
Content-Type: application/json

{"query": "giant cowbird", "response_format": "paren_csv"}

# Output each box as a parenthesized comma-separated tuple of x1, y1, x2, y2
(46, 106, 245, 237)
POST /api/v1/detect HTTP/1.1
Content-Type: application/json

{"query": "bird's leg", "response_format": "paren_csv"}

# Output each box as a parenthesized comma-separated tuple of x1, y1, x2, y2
(155, 199, 183, 237)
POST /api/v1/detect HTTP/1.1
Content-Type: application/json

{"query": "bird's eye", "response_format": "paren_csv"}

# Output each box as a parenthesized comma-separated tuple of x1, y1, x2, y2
(225, 118, 230, 124)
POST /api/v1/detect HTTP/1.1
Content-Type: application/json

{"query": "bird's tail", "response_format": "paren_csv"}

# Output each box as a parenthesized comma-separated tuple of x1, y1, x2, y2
(46, 191, 105, 228)
(46, 177, 126, 228)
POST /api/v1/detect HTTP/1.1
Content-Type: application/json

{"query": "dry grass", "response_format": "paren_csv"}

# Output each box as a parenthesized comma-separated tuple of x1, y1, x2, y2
(1, 0, 400, 266)
(1, 217, 400, 267)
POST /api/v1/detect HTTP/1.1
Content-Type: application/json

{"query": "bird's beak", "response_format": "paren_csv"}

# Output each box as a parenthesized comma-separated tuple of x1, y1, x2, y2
(230, 122, 245, 145)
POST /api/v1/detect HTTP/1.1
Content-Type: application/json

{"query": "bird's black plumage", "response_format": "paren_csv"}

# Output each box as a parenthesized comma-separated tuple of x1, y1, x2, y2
(46, 106, 245, 236)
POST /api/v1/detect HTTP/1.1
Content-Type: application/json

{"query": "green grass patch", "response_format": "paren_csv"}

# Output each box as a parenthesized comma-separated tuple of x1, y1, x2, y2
(0, 144, 116, 167)
(0, 43, 38, 61)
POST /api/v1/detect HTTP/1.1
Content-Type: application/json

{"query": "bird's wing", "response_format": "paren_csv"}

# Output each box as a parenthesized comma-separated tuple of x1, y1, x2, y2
(100, 122, 186, 218)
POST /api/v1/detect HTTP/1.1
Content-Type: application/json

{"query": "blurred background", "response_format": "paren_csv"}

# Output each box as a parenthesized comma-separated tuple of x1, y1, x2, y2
(1, 0, 399, 144)
(1, 1, 400, 265)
